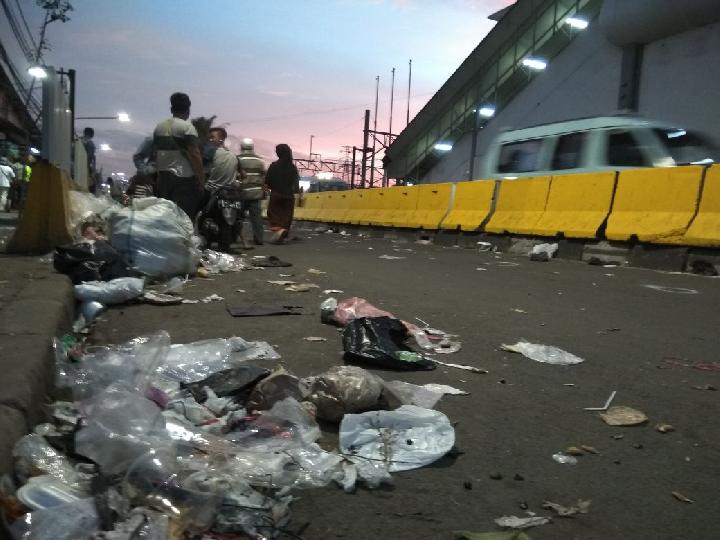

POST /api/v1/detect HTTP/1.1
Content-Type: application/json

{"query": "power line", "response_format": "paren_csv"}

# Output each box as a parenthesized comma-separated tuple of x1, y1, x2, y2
(0, 0, 34, 61)
(13, 0, 38, 52)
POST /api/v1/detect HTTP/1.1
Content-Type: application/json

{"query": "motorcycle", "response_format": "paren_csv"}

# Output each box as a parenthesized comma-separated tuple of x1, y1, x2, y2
(198, 182, 244, 252)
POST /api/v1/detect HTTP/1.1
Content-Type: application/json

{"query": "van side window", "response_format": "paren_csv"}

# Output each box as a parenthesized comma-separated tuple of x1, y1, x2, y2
(606, 129, 650, 167)
(552, 132, 585, 170)
(497, 139, 543, 173)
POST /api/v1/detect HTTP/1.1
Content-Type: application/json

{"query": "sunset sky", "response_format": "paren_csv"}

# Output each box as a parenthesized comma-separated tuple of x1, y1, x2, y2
(2, 0, 512, 174)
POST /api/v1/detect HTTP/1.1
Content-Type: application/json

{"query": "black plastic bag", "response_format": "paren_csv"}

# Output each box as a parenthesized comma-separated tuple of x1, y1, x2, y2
(182, 365, 271, 401)
(342, 316, 436, 371)
(54, 240, 140, 284)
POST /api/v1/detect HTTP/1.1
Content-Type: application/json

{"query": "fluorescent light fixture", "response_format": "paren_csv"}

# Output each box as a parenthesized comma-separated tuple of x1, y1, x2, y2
(522, 57, 547, 70)
(30, 147, 40, 154)
(503, 176, 519, 180)
(565, 16, 589, 29)
(691, 158, 714, 165)
(478, 106, 496, 118)
(667, 129, 686, 139)
(434, 143, 453, 152)
(117, 112, 130, 122)
(28, 66, 48, 78)
(99, 143, 111, 151)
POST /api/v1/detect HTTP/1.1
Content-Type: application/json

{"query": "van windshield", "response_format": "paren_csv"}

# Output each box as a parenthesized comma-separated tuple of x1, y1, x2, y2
(654, 128, 718, 165)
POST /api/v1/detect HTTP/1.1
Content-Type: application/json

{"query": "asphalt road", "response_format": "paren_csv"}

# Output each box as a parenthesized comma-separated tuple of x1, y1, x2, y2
(91, 227, 720, 540)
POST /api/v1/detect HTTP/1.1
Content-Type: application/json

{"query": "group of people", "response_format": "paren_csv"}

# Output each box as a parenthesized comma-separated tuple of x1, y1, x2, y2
(121, 92, 300, 248)
(0, 155, 32, 213)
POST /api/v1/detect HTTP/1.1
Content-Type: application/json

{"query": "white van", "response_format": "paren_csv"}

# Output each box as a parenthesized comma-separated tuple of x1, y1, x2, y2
(482, 116, 718, 179)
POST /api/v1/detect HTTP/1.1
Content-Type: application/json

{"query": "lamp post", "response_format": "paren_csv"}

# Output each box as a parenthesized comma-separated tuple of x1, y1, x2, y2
(309, 135, 314, 161)
(76, 113, 130, 122)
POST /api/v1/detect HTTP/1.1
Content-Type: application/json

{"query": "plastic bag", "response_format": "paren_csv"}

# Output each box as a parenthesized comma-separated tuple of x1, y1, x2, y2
(109, 197, 200, 278)
(68, 190, 120, 234)
(383, 380, 444, 409)
(96, 507, 169, 540)
(201, 249, 252, 273)
(306, 366, 383, 422)
(245, 366, 305, 412)
(74, 384, 171, 475)
(501, 341, 585, 365)
(339, 405, 455, 472)
(53, 240, 140, 284)
(182, 365, 270, 401)
(13, 434, 82, 490)
(228, 398, 320, 449)
(333, 297, 397, 326)
(74, 277, 145, 304)
(320, 297, 338, 323)
(10, 497, 100, 540)
(529, 242, 558, 261)
(158, 337, 241, 383)
(342, 317, 436, 371)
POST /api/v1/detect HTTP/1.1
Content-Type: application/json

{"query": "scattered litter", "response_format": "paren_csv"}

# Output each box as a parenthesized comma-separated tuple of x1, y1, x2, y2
(383, 381, 444, 409)
(286, 283, 320, 292)
(339, 405, 455, 472)
(477, 241, 494, 252)
(416, 239, 432, 245)
(181, 299, 199, 304)
(323, 289, 344, 294)
(529, 242, 558, 262)
(643, 284, 698, 294)
(227, 304, 302, 317)
(422, 383, 469, 395)
(501, 342, 584, 365)
(306, 366, 383, 422)
(511, 308, 527, 314)
(200, 293, 224, 303)
(476, 267, 488, 271)
(542, 499, 591, 517)
(565, 446, 584, 456)
(307, 268, 326, 275)
(455, 532, 531, 540)
(236, 288, 246, 293)
(656, 423, 675, 433)
(599, 406, 648, 426)
(672, 491, 694, 504)
(580, 445, 599, 454)
(267, 280, 296, 286)
(303, 336, 327, 342)
(494, 514, 551, 529)
(142, 291, 183, 305)
(552, 453, 578, 465)
(429, 359, 488, 373)
(692, 384, 717, 391)
(379, 255, 405, 260)
(74, 277, 145, 305)
(584, 390, 617, 411)
(252, 255, 292, 267)
(661, 357, 720, 372)
(201, 249, 252, 273)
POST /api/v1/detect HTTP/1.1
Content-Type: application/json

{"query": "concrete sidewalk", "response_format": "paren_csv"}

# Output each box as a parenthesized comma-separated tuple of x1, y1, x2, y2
(0, 213, 74, 476)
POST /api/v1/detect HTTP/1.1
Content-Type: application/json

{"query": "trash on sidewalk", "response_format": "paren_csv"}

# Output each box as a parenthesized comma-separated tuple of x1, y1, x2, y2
(552, 452, 578, 465)
(9, 497, 101, 540)
(268, 280, 296, 286)
(252, 255, 292, 267)
(305, 365, 383, 422)
(671, 491, 694, 504)
(430, 359, 488, 373)
(655, 423, 675, 433)
(542, 499, 591, 517)
(303, 336, 327, 342)
(529, 243, 558, 262)
(643, 284, 698, 294)
(583, 390, 617, 411)
(54, 240, 141, 284)
(501, 341, 585, 365)
(16, 475, 84, 510)
(339, 405, 455, 472)
(74, 276, 145, 305)
(494, 514, 551, 529)
(286, 283, 320, 292)
(307, 268, 326, 275)
(201, 293, 224, 303)
(201, 249, 252, 273)
(455, 532, 532, 540)
(343, 317, 437, 371)
(226, 304, 302, 317)
(599, 406, 648, 426)
(142, 290, 183, 305)
(423, 383, 469, 395)
(379, 254, 405, 260)
(245, 366, 305, 412)
(383, 380, 444, 409)
(323, 289, 344, 294)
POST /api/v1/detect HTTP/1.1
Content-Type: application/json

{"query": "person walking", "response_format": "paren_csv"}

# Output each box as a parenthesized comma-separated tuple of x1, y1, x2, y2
(237, 138, 266, 245)
(0, 157, 15, 212)
(264, 143, 299, 244)
(152, 92, 206, 218)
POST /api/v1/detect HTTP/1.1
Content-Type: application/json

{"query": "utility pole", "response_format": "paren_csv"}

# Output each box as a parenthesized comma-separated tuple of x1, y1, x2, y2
(370, 76, 379, 187)
(309, 134, 314, 162)
(406, 59, 412, 127)
(351, 147, 358, 189)
(361, 109, 370, 189)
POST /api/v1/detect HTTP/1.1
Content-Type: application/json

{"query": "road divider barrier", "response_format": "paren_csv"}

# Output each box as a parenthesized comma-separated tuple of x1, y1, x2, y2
(682, 165, 720, 246)
(439, 180, 496, 231)
(605, 166, 703, 244)
(532, 172, 617, 238)
(408, 183, 454, 229)
(484, 176, 551, 235)
(295, 193, 325, 221)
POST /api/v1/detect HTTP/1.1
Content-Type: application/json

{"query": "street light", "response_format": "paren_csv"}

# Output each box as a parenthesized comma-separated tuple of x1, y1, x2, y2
(565, 16, 589, 30)
(522, 57, 548, 70)
(434, 142, 453, 152)
(76, 113, 131, 122)
(99, 143, 111, 151)
(478, 105, 496, 118)
(27, 66, 48, 79)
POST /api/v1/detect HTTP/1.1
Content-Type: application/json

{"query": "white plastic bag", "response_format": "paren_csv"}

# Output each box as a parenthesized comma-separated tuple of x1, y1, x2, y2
(383, 380, 444, 409)
(109, 197, 200, 278)
(339, 405, 455, 472)
(501, 341, 585, 365)
(74, 277, 145, 304)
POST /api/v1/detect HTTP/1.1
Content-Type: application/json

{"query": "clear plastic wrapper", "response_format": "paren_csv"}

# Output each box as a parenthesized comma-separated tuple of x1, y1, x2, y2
(75, 384, 171, 475)
(68, 190, 120, 236)
(109, 197, 200, 278)
(80, 300, 106, 322)
(10, 497, 100, 540)
(159, 338, 239, 383)
(228, 398, 320, 449)
(383, 380, 444, 409)
(201, 249, 252, 273)
(501, 341, 585, 365)
(339, 405, 455, 472)
(13, 434, 83, 490)
(305, 366, 383, 422)
(74, 277, 145, 305)
(93, 507, 169, 540)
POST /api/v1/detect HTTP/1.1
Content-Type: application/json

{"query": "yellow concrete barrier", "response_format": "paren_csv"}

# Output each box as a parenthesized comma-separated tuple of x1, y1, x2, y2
(7, 161, 74, 254)
(605, 166, 703, 243)
(484, 176, 551, 235)
(323, 191, 353, 223)
(366, 188, 396, 226)
(439, 180, 496, 231)
(405, 183, 454, 229)
(380, 186, 419, 227)
(682, 165, 720, 246)
(532, 172, 617, 238)
(294, 192, 324, 221)
(342, 190, 364, 224)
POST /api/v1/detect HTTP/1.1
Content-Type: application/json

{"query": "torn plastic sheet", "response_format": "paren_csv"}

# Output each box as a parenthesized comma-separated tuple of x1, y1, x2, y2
(73, 277, 145, 305)
(201, 249, 252, 273)
(339, 405, 455, 472)
(529, 242, 558, 262)
(10, 497, 101, 540)
(383, 380, 444, 409)
(495, 514, 551, 529)
(13, 434, 84, 490)
(501, 341, 584, 365)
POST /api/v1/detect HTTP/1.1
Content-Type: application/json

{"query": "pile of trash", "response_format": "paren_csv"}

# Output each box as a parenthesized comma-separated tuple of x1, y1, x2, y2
(54, 192, 258, 326)
(2, 331, 459, 539)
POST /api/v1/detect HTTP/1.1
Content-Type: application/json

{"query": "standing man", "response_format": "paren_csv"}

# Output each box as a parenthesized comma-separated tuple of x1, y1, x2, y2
(80, 127, 96, 177)
(0, 157, 15, 212)
(237, 138, 266, 245)
(152, 92, 205, 218)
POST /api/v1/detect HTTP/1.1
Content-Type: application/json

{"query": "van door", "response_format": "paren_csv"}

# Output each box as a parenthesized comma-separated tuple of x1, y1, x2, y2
(495, 138, 546, 178)
(549, 131, 588, 173)
(602, 128, 653, 168)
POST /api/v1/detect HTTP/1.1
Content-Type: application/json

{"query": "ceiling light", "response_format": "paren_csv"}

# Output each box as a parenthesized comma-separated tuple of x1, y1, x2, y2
(434, 143, 453, 152)
(478, 106, 496, 118)
(565, 16, 589, 30)
(522, 57, 547, 70)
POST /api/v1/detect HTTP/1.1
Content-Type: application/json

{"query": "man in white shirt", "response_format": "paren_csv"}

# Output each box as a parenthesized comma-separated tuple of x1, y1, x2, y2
(152, 92, 206, 218)
(0, 157, 16, 212)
